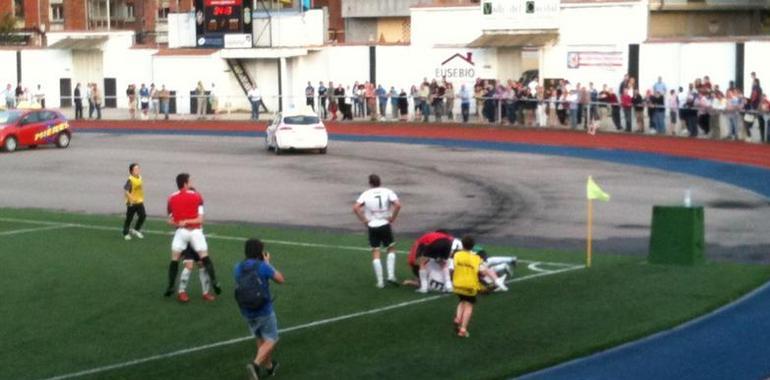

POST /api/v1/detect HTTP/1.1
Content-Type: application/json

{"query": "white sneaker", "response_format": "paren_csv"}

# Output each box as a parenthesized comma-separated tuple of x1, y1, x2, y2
(376, 282, 385, 289)
(415, 288, 428, 294)
(130, 229, 144, 239)
(124, 234, 132, 241)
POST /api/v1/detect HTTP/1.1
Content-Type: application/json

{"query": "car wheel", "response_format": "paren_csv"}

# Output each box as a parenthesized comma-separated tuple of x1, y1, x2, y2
(319, 147, 327, 154)
(56, 132, 71, 148)
(2, 136, 17, 152)
(29, 145, 38, 149)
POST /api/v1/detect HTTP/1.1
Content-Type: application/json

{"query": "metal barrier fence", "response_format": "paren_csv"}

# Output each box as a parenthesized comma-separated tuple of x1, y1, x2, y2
(8, 92, 769, 143)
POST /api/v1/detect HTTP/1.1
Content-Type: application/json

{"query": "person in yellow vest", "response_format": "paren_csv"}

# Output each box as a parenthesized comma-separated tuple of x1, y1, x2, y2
(452, 236, 485, 338)
(123, 163, 146, 241)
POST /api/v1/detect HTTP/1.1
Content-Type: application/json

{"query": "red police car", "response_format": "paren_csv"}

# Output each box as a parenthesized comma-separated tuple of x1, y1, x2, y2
(0, 109, 72, 152)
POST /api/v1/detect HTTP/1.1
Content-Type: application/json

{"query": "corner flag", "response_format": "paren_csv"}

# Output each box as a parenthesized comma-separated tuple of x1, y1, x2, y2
(586, 176, 610, 202)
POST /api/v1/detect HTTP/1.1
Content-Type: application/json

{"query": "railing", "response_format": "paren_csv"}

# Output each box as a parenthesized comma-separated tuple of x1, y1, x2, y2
(20, 92, 770, 143)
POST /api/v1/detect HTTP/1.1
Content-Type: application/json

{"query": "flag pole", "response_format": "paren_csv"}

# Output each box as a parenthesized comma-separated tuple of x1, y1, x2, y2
(586, 198, 593, 268)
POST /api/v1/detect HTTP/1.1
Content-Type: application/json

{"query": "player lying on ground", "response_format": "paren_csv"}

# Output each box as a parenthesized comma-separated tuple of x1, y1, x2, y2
(404, 231, 511, 293)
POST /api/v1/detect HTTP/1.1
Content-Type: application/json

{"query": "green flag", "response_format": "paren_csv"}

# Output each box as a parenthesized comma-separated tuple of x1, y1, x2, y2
(587, 176, 610, 202)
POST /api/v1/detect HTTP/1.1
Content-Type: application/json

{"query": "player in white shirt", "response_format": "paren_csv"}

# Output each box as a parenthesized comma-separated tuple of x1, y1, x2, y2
(353, 174, 402, 288)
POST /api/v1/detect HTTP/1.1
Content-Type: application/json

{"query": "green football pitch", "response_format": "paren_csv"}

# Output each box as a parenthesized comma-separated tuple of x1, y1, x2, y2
(2, 208, 768, 380)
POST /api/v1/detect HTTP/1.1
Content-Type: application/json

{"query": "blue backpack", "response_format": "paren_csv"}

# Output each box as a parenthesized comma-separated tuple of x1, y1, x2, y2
(235, 261, 268, 310)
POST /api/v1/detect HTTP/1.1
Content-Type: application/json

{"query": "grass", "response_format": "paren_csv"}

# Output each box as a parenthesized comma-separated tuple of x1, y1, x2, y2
(1, 208, 768, 380)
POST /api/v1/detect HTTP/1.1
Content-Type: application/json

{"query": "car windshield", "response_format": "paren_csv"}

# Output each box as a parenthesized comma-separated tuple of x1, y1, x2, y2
(0, 111, 22, 125)
(283, 115, 320, 125)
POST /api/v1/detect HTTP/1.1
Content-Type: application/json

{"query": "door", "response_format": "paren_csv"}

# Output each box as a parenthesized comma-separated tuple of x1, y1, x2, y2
(103, 78, 117, 108)
(17, 112, 44, 145)
(59, 78, 72, 108)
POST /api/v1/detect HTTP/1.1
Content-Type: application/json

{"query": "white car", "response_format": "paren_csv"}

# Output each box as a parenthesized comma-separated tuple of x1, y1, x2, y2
(265, 111, 328, 155)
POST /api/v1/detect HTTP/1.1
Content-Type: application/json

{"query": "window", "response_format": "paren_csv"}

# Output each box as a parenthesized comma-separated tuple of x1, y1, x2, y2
(14, 0, 24, 19)
(127, 4, 135, 19)
(158, 7, 170, 20)
(51, 4, 64, 22)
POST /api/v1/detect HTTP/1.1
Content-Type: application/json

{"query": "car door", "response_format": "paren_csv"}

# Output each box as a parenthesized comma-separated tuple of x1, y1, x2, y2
(16, 112, 43, 146)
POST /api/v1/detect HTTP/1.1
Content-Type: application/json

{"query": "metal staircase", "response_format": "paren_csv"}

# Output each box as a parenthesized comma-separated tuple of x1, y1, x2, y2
(226, 58, 268, 112)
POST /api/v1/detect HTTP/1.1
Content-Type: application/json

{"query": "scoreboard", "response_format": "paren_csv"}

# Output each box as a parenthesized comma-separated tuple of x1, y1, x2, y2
(196, 0, 251, 48)
(204, 0, 242, 33)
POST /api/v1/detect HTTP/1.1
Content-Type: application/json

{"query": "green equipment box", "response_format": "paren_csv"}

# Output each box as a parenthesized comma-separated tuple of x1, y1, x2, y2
(649, 206, 705, 265)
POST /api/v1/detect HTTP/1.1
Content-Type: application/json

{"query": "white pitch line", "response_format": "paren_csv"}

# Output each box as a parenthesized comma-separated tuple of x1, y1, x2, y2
(0, 217, 579, 267)
(0, 224, 74, 236)
(38, 264, 584, 380)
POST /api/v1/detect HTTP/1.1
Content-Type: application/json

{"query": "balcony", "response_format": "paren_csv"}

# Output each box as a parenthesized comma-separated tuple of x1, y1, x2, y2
(650, 0, 770, 11)
(341, 0, 430, 18)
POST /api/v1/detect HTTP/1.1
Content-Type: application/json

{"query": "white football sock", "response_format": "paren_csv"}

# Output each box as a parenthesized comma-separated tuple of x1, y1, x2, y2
(199, 268, 211, 294)
(372, 259, 384, 286)
(442, 266, 453, 291)
(386, 252, 396, 280)
(179, 267, 191, 293)
(418, 268, 429, 292)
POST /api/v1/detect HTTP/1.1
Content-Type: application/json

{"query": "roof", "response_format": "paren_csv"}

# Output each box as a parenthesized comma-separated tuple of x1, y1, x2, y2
(48, 36, 108, 50)
(467, 32, 558, 48)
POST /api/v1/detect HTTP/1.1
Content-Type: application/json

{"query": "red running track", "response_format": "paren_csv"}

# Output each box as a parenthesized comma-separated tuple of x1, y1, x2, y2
(72, 120, 770, 169)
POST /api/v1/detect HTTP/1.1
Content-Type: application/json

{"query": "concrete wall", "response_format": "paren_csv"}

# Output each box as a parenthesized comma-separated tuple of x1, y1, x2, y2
(744, 41, 770, 90)
(344, 18, 378, 43)
(0, 51, 18, 89)
(253, 9, 326, 47)
(410, 6, 479, 47)
(639, 42, 736, 93)
(341, 0, 424, 18)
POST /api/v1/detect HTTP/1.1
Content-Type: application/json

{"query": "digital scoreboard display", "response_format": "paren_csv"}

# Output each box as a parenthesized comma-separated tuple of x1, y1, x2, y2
(204, 0, 242, 33)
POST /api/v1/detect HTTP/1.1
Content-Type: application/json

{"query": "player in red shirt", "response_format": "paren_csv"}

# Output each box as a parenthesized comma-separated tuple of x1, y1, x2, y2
(164, 173, 221, 301)
(406, 230, 457, 293)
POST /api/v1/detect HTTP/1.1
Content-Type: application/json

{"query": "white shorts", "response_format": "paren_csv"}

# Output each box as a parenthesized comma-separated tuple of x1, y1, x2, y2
(171, 228, 208, 253)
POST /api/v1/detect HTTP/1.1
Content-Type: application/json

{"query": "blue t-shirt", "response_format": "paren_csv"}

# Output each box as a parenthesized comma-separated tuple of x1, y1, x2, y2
(233, 259, 275, 318)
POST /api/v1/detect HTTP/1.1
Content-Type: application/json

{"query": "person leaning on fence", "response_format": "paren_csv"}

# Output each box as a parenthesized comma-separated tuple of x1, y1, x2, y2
(159, 85, 170, 120)
(305, 81, 315, 112)
(92, 83, 102, 120)
(398, 89, 409, 121)
(389, 86, 399, 120)
(248, 85, 261, 121)
(73, 83, 84, 120)
(318, 81, 328, 119)
(235, 238, 284, 380)
(459, 84, 471, 123)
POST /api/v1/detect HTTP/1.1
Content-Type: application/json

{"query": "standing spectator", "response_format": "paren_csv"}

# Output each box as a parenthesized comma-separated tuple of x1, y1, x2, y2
(651, 89, 666, 135)
(86, 83, 94, 119)
(419, 82, 431, 122)
(15, 83, 23, 105)
(618, 74, 629, 98)
(139, 83, 150, 120)
(237, 239, 284, 380)
(3, 84, 14, 109)
(632, 89, 645, 133)
(342, 85, 353, 120)
(677, 86, 689, 135)
(333, 84, 345, 121)
(126, 84, 137, 120)
(710, 89, 726, 139)
(328, 82, 338, 121)
(536, 86, 547, 127)
(398, 89, 409, 121)
(696, 91, 712, 136)
(195, 81, 207, 120)
(653, 76, 667, 96)
(578, 84, 590, 129)
(123, 163, 146, 241)
(588, 83, 599, 125)
(352, 174, 402, 288)
(759, 93, 770, 143)
(667, 89, 679, 135)
(389, 86, 399, 120)
(159, 85, 171, 120)
(366, 82, 377, 121)
(376, 84, 388, 120)
(248, 85, 261, 121)
(410, 85, 420, 121)
(318, 81, 328, 119)
(352, 81, 362, 118)
(445, 81, 455, 121)
(726, 89, 743, 140)
(73, 83, 84, 120)
(305, 81, 315, 112)
(750, 77, 765, 142)
(433, 81, 445, 122)
(620, 87, 633, 132)
(92, 83, 102, 120)
(474, 81, 484, 118)
(150, 84, 159, 120)
(209, 83, 219, 120)
(567, 88, 579, 129)
(34, 84, 45, 108)
(606, 88, 621, 131)
(459, 84, 471, 123)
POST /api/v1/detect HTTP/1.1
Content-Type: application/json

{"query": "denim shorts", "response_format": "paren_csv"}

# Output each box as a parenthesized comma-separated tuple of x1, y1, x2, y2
(247, 312, 279, 342)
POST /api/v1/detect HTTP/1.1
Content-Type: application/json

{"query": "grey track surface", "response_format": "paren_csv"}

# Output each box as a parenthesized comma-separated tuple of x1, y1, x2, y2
(1, 133, 768, 262)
